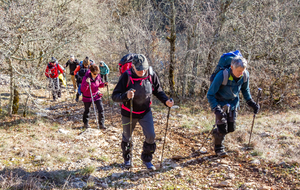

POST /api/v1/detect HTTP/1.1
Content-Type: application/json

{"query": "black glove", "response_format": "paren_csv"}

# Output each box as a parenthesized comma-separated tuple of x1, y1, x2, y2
(214, 106, 227, 118)
(247, 99, 260, 114)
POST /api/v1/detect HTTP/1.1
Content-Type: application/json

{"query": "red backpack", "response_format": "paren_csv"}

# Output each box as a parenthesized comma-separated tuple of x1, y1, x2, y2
(118, 53, 136, 75)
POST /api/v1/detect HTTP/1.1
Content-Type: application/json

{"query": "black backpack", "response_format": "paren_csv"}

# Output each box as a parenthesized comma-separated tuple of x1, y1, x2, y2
(76, 64, 89, 84)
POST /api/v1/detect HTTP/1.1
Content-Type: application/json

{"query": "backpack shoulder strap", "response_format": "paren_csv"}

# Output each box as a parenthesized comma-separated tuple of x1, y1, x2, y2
(126, 69, 132, 88)
(148, 66, 154, 84)
(222, 69, 229, 86)
(243, 70, 248, 83)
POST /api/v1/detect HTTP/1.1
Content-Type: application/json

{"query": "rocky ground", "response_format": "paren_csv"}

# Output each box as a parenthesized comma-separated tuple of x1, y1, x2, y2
(0, 78, 300, 190)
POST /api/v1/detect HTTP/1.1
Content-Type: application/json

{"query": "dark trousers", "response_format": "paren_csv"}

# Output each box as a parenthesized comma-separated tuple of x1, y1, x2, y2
(121, 111, 156, 162)
(101, 74, 108, 82)
(214, 110, 237, 152)
(83, 99, 105, 127)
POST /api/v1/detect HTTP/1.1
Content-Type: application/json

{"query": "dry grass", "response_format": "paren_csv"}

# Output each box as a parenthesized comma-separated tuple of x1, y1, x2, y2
(1, 84, 300, 189)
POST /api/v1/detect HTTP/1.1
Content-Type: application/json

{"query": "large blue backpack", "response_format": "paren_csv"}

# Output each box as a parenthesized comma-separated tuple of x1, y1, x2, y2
(210, 50, 248, 85)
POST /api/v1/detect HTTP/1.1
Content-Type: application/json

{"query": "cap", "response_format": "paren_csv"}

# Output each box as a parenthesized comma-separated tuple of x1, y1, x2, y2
(132, 54, 148, 71)
(50, 57, 57, 63)
(70, 55, 74, 58)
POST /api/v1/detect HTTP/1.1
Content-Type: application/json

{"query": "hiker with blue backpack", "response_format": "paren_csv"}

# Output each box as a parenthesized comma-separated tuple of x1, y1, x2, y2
(74, 57, 90, 102)
(99, 61, 109, 82)
(207, 50, 260, 157)
(112, 54, 174, 171)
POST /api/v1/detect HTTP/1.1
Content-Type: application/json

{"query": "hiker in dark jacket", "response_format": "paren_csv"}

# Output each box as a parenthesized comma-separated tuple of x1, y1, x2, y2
(207, 56, 260, 157)
(112, 54, 174, 171)
(74, 57, 90, 102)
(81, 64, 108, 129)
(45, 57, 64, 101)
(64, 55, 79, 92)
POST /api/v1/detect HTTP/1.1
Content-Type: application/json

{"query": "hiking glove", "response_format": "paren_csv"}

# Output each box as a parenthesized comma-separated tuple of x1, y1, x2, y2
(214, 106, 227, 118)
(247, 99, 260, 114)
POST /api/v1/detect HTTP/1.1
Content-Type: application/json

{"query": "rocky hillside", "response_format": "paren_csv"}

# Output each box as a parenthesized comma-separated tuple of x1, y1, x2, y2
(0, 81, 300, 189)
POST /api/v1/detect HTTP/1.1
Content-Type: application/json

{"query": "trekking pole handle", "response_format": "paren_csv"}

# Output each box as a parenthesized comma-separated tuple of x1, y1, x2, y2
(256, 88, 262, 105)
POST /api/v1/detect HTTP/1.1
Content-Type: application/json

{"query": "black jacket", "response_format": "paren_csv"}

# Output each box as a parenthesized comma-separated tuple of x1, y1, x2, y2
(112, 68, 169, 118)
(65, 59, 79, 75)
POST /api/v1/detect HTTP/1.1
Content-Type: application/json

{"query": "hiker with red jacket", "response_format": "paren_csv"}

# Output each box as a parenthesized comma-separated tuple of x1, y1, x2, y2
(45, 57, 64, 101)
(80, 64, 108, 129)
(112, 54, 174, 171)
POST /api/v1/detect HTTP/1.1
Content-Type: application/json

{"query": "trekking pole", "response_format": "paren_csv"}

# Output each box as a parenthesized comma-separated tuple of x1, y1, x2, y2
(160, 98, 173, 169)
(88, 80, 100, 130)
(106, 75, 110, 106)
(197, 104, 230, 153)
(248, 88, 262, 147)
(129, 89, 135, 168)
(64, 74, 70, 101)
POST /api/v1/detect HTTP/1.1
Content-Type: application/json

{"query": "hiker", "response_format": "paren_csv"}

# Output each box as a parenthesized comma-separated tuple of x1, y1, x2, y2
(80, 64, 108, 129)
(45, 57, 64, 101)
(112, 54, 174, 171)
(74, 57, 90, 102)
(99, 61, 110, 82)
(64, 55, 79, 92)
(207, 55, 260, 157)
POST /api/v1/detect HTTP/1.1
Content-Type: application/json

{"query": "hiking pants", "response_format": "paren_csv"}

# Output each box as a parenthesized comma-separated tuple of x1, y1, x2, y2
(71, 75, 77, 90)
(101, 74, 108, 82)
(214, 109, 237, 152)
(83, 99, 105, 127)
(49, 77, 61, 100)
(77, 84, 82, 96)
(121, 111, 156, 162)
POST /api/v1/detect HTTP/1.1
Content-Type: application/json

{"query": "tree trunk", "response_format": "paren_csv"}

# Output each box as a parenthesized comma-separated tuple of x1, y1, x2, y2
(182, 30, 192, 98)
(167, 0, 176, 97)
(12, 87, 19, 114)
(202, 0, 233, 96)
(7, 57, 14, 115)
(204, 0, 233, 76)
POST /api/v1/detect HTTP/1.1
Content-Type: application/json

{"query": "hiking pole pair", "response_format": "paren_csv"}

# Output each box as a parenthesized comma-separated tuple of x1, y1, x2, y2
(160, 98, 173, 169)
(248, 88, 262, 147)
(197, 104, 231, 153)
(88, 79, 100, 130)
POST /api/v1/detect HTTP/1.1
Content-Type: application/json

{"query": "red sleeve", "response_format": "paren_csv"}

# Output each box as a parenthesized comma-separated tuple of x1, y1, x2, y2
(45, 66, 50, 77)
(74, 65, 80, 75)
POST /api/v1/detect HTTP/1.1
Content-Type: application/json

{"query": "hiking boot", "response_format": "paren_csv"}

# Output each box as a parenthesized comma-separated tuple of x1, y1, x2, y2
(100, 125, 107, 130)
(143, 161, 156, 171)
(75, 93, 79, 102)
(84, 123, 91, 129)
(216, 150, 228, 158)
(124, 160, 132, 169)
